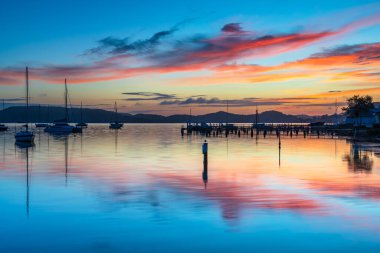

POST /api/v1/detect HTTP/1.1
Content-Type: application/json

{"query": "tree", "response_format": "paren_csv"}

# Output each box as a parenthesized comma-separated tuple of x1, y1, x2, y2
(342, 95, 374, 118)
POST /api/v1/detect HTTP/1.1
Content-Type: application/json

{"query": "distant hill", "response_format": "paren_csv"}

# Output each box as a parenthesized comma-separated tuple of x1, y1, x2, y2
(0, 106, 345, 123)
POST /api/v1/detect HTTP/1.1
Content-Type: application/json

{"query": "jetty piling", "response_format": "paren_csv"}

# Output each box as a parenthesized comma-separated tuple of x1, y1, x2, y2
(181, 122, 351, 139)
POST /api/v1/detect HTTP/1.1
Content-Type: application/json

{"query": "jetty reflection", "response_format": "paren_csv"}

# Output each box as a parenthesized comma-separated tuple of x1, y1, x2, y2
(344, 142, 374, 173)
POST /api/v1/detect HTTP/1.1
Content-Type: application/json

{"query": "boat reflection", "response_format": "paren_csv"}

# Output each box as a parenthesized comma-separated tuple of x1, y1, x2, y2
(65, 135, 69, 185)
(114, 129, 118, 154)
(15, 141, 35, 149)
(15, 142, 33, 217)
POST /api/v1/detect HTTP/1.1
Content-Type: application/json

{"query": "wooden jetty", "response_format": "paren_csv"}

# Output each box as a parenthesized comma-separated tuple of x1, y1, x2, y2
(181, 122, 354, 138)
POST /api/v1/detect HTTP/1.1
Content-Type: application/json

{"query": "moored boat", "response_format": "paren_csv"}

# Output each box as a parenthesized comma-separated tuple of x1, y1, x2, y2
(76, 102, 88, 128)
(15, 128, 35, 142)
(35, 104, 48, 127)
(0, 124, 8, 131)
(0, 99, 8, 131)
(76, 122, 88, 127)
(44, 79, 79, 134)
(109, 122, 123, 129)
(15, 67, 34, 143)
(109, 101, 124, 129)
(35, 123, 49, 128)
(45, 122, 75, 133)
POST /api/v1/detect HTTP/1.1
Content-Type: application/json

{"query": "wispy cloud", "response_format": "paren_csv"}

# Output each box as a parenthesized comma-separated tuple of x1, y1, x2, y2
(221, 23, 245, 33)
(174, 41, 380, 86)
(159, 96, 305, 107)
(86, 28, 177, 55)
(0, 11, 380, 86)
(122, 92, 179, 101)
(1, 98, 25, 102)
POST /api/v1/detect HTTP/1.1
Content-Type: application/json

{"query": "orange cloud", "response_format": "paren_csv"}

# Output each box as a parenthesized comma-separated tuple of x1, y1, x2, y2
(1, 12, 380, 86)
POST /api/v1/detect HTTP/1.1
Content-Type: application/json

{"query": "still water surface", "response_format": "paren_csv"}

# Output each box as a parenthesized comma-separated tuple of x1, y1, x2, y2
(1, 124, 380, 252)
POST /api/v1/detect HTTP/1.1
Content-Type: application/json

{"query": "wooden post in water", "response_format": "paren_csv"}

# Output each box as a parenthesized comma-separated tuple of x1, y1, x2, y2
(202, 140, 208, 155)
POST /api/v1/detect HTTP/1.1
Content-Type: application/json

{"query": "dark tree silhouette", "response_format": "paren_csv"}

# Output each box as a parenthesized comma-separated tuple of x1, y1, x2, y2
(342, 95, 374, 118)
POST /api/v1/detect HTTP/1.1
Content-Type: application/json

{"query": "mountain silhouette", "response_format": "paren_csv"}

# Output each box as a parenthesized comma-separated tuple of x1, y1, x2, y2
(0, 106, 344, 123)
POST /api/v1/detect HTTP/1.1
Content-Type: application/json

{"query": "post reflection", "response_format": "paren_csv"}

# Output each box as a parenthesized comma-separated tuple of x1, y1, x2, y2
(202, 153, 208, 189)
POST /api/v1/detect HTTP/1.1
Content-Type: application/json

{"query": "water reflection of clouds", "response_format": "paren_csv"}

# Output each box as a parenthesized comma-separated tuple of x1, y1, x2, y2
(153, 173, 323, 222)
(1, 126, 380, 231)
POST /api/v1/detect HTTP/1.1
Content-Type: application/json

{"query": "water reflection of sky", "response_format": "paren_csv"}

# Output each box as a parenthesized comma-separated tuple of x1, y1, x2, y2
(1, 125, 380, 252)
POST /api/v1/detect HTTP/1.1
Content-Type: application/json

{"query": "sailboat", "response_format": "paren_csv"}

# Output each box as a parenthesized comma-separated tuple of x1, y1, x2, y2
(76, 102, 88, 127)
(35, 104, 48, 127)
(0, 124, 7, 131)
(15, 67, 35, 143)
(45, 79, 81, 133)
(0, 99, 8, 131)
(109, 101, 123, 129)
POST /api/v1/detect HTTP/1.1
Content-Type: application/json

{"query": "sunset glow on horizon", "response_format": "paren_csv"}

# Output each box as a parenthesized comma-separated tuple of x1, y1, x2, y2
(1, 0, 380, 115)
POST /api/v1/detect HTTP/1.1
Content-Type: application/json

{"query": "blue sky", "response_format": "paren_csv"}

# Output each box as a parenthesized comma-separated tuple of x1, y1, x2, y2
(0, 0, 380, 115)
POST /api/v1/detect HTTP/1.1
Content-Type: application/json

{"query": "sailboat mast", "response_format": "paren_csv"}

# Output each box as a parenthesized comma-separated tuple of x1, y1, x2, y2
(80, 102, 83, 122)
(38, 104, 41, 122)
(64, 79, 68, 122)
(255, 105, 259, 125)
(115, 101, 117, 122)
(226, 99, 229, 124)
(47, 105, 50, 123)
(26, 67, 29, 130)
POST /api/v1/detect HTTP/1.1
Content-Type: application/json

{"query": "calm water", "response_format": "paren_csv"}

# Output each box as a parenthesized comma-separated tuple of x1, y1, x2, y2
(1, 124, 380, 252)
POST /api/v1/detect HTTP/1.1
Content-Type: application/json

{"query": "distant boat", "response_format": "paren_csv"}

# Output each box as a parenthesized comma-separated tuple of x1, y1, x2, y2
(35, 104, 48, 127)
(0, 99, 8, 131)
(76, 122, 88, 127)
(45, 79, 81, 134)
(0, 124, 8, 131)
(309, 122, 325, 127)
(35, 123, 48, 127)
(109, 101, 123, 129)
(76, 102, 88, 128)
(15, 67, 35, 143)
(45, 121, 75, 133)
(109, 122, 123, 129)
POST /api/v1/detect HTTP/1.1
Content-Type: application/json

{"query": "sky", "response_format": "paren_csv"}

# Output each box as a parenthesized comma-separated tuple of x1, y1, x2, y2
(0, 0, 380, 116)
